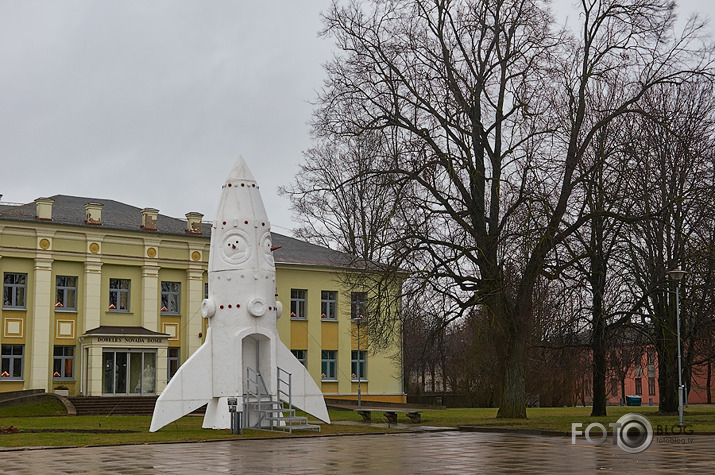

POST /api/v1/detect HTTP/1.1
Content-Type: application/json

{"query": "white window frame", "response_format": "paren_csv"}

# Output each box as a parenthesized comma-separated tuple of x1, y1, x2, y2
(109, 278, 131, 312)
(321, 350, 337, 381)
(291, 349, 307, 367)
(351, 291, 367, 320)
(290, 289, 307, 320)
(3, 273, 27, 309)
(53, 346, 75, 380)
(55, 275, 78, 311)
(1, 344, 24, 380)
(351, 350, 367, 381)
(321, 290, 338, 320)
(161, 281, 181, 315)
(167, 348, 180, 381)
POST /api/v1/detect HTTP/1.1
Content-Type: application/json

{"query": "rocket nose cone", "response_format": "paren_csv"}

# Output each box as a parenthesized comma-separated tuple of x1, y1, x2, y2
(226, 156, 256, 183)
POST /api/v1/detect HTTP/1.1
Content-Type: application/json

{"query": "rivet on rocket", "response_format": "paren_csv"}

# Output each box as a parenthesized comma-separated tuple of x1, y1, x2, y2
(150, 156, 330, 432)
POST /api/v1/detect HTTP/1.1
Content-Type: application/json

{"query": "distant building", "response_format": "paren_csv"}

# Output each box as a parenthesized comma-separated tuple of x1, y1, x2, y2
(0, 195, 404, 403)
(604, 345, 714, 406)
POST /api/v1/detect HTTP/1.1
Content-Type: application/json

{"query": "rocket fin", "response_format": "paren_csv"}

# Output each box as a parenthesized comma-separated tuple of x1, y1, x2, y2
(150, 341, 213, 432)
(276, 342, 331, 424)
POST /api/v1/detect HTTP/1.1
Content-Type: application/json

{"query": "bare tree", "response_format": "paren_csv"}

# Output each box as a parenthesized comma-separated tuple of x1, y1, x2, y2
(293, 0, 711, 418)
(623, 79, 715, 413)
(280, 131, 402, 263)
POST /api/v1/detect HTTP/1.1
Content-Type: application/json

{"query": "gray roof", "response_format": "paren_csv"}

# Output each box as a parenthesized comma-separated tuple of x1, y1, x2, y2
(0, 194, 355, 268)
(0, 194, 212, 236)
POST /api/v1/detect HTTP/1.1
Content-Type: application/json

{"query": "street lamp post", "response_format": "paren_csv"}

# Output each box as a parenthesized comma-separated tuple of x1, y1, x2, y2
(356, 314, 363, 409)
(667, 267, 687, 427)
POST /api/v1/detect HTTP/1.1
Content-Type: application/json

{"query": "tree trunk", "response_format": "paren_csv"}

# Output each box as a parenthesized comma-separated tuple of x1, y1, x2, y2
(707, 360, 711, 405)
(430, 363, 436, 394)
(656, 293, 679, 413)
(420, 365, 425, 394)
(496, 294, 529, 419)
(589, 208, 608, 417)
(657, 346, 678, 413)
(497, 338, 527, 418)
(591, 335, 608, 416)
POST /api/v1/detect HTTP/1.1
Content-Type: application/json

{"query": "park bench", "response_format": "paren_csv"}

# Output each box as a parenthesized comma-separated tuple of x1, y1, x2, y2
(356, 408, 422, 423)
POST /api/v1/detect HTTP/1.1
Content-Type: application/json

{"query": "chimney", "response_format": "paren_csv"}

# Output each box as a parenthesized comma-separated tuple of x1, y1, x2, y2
(85, 202, 103, 225)
(185, 212, 204, 234)
(141, 208, 159, 231)
(35, 197, 54, 221)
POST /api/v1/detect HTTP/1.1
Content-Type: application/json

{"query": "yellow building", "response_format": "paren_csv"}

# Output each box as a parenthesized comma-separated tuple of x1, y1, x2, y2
(0, 195, 404, 403)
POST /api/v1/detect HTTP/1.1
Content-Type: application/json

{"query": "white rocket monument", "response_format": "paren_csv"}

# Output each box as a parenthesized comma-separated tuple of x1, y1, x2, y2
(150, 157, 330, 432)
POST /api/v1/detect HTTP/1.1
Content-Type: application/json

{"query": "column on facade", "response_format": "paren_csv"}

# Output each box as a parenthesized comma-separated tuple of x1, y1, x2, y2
(83, 260, 102, 331)
(185, 267, 205, 358)
(85, 344, 104, 396)
(30, 255, 53, 391)
(141, 264, 160, 331)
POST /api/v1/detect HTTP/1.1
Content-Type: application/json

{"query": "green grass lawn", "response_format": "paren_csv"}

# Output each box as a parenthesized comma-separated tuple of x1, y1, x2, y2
(0, 402, 402, 448)
(2, 401, 714, 448)
(417, 405, 715, 432)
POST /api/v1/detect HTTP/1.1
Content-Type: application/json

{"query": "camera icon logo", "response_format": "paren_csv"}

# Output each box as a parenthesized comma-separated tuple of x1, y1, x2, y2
(614, 413, 653, 454)
(572, 412, 654, 454)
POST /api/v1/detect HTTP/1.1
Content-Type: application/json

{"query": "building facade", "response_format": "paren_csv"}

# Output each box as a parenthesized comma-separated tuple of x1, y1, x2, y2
(604, 345, 714, 406)
(0, 195, 404, 403)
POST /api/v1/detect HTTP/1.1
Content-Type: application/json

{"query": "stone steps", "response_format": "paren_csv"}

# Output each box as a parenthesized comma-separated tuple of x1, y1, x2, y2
(68, 396, 158, 416)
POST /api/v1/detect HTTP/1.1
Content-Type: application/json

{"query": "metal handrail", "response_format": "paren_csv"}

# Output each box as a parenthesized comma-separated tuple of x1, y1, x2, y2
(277, 367, 292, 411)
(246, 367, 271, 428)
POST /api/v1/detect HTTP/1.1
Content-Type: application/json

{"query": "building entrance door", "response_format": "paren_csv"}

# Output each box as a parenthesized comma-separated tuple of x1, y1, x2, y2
(102, 350, 156, 395)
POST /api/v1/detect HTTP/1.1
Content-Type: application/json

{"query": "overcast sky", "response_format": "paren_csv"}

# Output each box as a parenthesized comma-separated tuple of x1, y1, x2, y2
(1, 0, 712, 235)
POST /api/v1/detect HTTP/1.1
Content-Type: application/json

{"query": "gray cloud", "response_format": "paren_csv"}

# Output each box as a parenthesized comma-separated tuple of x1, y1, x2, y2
(0, 0, 332, 232)
(1, 0, 711, 233)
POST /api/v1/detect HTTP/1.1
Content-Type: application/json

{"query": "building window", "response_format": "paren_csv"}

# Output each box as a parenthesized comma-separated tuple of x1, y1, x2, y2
(635, 378, 642, 395)
(291, 350, 307, 367)
(161, 282, 181, 315)
(648, 377, 656, 396)
(320, 290, 338, 320)
(102, 350, 156, 394)
(55, 276, 78, 311)
(109, 278, 130, 311)
(291, 289, 307, 319)
(321, 291, 337, 320)
(321, 350, 336, 380)
(611, 379, 618, 397)
(351, 350, 367, 381)
(647, 347, 655, 365)
(3, 273, 27, 309)
(167, 348, 180, 380)
(351, 292, 367, 320)
(53, 346, 74, 380)
(1, 345, 24, 380)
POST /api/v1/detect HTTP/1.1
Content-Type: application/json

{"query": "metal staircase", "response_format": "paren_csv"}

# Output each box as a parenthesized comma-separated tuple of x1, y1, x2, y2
(244, 366, 320, 433)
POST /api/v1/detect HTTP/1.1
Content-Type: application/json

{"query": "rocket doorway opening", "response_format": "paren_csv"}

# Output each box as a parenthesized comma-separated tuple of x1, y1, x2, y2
(242, 334, 273, 395)
(243, 334, 277, 428)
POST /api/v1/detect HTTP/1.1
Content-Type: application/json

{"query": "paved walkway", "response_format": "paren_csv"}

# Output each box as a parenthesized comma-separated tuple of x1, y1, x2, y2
(1, 430, 714, 473)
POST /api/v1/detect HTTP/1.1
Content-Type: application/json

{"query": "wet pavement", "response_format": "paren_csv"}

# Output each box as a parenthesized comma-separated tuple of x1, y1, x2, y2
(1, 430, 714, 473)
